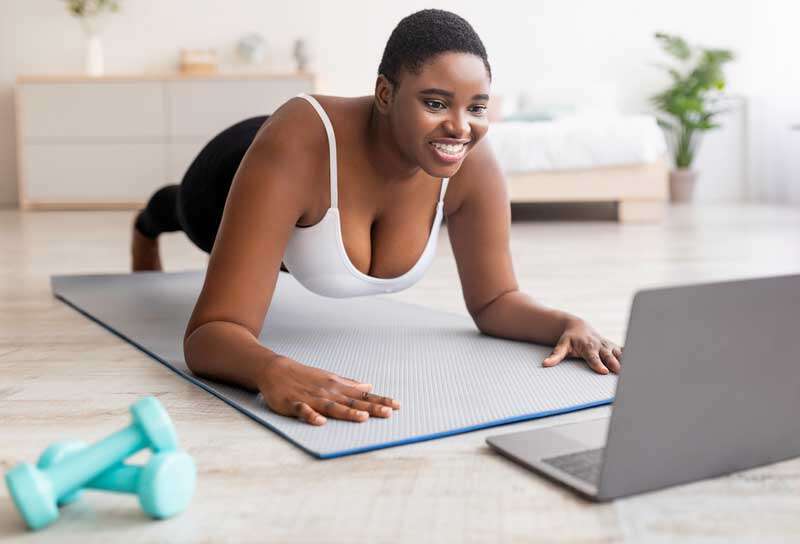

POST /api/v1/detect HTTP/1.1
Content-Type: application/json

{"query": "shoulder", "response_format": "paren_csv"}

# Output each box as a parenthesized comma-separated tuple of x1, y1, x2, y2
(235, 95, 335, 204)
(445, 135, 506, 217)
(251, 95, 330, 158)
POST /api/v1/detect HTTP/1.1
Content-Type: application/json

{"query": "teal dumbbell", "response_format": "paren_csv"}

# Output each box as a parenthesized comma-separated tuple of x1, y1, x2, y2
(37, 441, 196, 519)
(4, 396, 178, 530)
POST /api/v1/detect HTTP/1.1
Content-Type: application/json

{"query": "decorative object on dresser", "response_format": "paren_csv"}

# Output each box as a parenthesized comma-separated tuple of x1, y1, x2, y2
(650, 32, 735, 203)
(292, 38, 311, 73)
(63, 0, 122, 77)
(236, 33, 267, 66)
(178, 49, 219, 75)
(15, 73, 314, 210)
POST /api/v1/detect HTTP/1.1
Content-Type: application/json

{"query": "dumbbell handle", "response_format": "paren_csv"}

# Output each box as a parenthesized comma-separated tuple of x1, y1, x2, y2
(90, 464, 141, 494)
(43, 425, 145, 500)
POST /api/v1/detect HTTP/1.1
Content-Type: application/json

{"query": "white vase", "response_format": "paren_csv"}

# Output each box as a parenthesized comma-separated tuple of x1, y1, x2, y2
(85, 34, 104, 76)
(80, 16, 107, 77)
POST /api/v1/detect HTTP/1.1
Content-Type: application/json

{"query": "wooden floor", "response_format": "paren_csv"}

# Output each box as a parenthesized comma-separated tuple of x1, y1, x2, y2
(2, 202, 800, 543)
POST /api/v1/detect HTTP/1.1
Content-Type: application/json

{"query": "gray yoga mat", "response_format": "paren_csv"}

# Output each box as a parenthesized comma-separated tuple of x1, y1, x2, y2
(51, 270, 616, 458)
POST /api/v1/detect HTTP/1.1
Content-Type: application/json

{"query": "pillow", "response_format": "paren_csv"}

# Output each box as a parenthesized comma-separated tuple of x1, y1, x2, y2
(511, 81, 619, 120)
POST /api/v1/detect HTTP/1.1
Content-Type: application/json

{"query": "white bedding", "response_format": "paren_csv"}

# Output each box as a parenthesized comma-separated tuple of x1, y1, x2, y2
(487, 114, 667, 173)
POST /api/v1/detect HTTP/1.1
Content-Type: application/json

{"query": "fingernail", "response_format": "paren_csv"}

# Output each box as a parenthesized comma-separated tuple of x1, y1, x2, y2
(381, 407, 391, 416)
(315, 416, 326, 424)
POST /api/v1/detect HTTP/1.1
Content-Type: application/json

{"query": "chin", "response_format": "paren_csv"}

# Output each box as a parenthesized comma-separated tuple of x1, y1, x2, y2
(419, 151, 469, 179)
(418, 162, 461, 180)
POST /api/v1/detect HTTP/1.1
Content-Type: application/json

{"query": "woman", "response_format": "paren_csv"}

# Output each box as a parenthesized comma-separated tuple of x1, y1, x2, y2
(132, 9, 623, 426)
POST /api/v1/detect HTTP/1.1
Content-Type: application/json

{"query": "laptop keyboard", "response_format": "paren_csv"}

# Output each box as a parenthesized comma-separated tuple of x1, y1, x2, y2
(542, 448, 605, 486)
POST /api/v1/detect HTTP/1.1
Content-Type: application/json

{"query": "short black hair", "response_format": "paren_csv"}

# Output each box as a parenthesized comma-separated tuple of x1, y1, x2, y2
(378, 9, 492, 85)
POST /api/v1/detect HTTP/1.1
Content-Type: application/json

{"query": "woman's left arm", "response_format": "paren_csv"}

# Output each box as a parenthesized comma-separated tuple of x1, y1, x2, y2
(446, 139, 623, 374)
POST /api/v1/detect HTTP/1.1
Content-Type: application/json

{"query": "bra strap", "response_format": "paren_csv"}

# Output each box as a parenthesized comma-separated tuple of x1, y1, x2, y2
(439, 178, 449, 203)
(297, 93, 338, 209)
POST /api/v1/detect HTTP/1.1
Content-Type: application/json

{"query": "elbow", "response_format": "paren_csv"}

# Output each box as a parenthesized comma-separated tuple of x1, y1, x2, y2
(471, 308, 498, 337)
(182, 323, 207, 375)
(473, 316, 497, 337)
(469, 288, 518, 334)
(183, 335, 198, 375)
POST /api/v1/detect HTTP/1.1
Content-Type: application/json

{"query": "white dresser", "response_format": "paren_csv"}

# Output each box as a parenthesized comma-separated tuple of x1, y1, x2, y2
(15, 73, 315, 210)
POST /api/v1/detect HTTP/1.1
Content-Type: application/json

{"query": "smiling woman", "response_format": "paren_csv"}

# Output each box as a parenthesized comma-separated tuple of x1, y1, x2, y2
(131, 9, 623, 427)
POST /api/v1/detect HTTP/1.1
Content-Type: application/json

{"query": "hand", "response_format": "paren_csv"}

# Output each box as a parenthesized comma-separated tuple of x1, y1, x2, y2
(257, 355, 400, 425)
(542, 318, 623, 374)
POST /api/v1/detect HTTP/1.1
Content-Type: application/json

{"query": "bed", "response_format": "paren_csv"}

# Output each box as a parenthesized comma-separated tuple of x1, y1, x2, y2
(488, 97, 670, 223)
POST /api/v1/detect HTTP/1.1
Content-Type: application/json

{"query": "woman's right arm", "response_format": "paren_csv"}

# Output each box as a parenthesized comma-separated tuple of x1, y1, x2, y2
(182, 100, 399, 425)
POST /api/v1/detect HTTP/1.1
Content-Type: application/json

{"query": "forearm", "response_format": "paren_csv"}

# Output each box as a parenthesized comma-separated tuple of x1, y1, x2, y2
(183, 321, 279, 392)
(473, 290, 579, 346)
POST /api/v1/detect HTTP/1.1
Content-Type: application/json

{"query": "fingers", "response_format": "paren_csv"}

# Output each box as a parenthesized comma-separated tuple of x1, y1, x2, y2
(287, 393, 389, 425)
(310, 398, 370, 423)
(583, 348, 610, 374)
(264, 360, 396, 426)
(338, 384, 401, 409)
(543, 339, 570, 367)
(541, 330, 623, 375)
(292, 401, 326, 425)
(599, 346, 621, 373)
(329, 392, 394, 418)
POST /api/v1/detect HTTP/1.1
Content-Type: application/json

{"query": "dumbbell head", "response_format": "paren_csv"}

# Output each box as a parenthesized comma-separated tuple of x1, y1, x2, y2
(36, 441, 87, 506)
(4, 464, 58, 531)
(137, 451, 196, 519)
(130, 397, 178, 452)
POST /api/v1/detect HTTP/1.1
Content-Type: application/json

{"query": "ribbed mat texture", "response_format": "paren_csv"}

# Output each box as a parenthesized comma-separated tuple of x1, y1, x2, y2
(51, 271, 616, 458)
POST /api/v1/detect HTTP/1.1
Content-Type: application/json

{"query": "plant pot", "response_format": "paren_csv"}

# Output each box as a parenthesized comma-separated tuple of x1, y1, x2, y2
(669, 168, 698, 203)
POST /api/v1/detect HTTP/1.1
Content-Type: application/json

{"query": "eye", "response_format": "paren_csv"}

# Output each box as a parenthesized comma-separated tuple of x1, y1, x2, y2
(424, 99, 446, 111)
(469, 104, 488, 116)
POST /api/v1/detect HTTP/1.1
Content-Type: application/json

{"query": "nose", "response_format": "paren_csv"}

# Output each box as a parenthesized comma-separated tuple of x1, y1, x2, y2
(443, 111, 470, 140)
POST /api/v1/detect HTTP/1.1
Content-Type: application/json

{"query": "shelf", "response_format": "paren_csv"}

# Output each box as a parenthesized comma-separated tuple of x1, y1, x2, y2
(17, 72, 316, 84)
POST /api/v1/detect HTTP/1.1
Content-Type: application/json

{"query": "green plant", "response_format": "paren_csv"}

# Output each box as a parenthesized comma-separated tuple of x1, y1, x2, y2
(63, 0, 120, 18)
(650, 33, 734, 169)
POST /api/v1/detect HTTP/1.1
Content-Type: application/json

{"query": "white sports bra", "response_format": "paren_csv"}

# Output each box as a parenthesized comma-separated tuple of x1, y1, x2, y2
(281, 93, 449, 298)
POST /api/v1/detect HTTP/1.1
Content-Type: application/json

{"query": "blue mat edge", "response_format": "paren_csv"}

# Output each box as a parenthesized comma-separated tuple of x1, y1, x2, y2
(51, 273, 614, 460)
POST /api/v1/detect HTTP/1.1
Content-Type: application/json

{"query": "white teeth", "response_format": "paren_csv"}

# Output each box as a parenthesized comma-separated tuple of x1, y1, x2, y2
(431, 142, 466, 156)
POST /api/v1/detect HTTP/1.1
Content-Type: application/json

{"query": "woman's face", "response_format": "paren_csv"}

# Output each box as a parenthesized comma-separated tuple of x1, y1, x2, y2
(384, 52, 491, 179)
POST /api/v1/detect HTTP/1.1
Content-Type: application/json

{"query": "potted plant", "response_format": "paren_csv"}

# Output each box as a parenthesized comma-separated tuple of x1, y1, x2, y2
(63, 0, 122, 77)
(650, 33, 734, 202)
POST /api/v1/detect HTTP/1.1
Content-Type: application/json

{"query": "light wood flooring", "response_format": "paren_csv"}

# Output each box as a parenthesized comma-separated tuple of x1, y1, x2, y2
(2, 202, 800, 543)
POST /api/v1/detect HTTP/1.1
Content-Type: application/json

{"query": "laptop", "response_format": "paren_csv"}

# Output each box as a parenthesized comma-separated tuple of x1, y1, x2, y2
(486, 273, 800, 501)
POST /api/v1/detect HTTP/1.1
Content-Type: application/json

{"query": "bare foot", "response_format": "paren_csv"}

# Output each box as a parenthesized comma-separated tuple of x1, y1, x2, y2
(131, 219, 163, 272)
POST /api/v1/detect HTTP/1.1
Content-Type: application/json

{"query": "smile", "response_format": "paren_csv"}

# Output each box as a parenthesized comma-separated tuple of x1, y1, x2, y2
(429, 141, 469, 163)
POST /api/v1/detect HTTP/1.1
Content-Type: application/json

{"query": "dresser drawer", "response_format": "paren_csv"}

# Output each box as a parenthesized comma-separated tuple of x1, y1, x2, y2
(18, 82, 165, 142)
(23, 143, 166, 202)
(166, 78, 311, 138)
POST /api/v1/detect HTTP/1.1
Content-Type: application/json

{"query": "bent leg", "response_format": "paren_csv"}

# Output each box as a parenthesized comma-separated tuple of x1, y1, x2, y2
(132, 184, 181, 271)
(135, 185, 181, 239)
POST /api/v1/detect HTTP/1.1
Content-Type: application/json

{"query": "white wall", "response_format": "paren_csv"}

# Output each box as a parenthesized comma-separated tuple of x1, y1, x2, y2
(2, 0, 798, 207)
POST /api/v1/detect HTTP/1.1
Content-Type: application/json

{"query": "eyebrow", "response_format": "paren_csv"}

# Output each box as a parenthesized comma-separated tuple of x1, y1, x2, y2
(419, 88, 490, 101)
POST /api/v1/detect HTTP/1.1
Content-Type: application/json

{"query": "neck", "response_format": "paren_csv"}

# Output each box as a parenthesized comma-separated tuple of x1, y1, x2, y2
(366, 100, 421, 184)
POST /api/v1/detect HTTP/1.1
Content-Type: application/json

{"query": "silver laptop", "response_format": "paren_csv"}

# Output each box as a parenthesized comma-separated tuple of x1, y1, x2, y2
(486, 273, 800, 501)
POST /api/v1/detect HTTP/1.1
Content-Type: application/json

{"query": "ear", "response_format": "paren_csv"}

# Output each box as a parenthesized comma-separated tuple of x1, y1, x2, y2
(374, 74, 395, 114)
